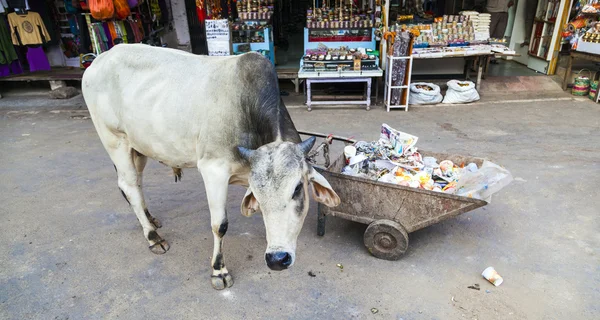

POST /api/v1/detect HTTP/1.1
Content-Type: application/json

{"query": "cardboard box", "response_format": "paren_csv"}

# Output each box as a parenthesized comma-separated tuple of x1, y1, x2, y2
(353, 57, 361, 71)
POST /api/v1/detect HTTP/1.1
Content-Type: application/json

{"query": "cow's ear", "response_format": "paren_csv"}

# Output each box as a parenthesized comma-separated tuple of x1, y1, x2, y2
(309, 169, 341, 207)
(241, 188, 260, 217)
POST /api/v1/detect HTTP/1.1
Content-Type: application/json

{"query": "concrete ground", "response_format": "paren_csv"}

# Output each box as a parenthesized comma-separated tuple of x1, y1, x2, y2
(1, 90, 599, 320)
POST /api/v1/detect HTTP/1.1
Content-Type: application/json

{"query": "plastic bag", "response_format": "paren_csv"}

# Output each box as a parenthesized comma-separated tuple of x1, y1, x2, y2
(442, 80, 480, 104)
(89, 0, 115, 20)
(409, 82, 443, 105)
(127, 0, 142, 7)
(455, 161, 513, 201)
(113, 0, 131, 20)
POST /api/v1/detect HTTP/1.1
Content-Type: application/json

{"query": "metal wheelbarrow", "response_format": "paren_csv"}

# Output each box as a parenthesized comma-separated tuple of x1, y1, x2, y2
(300, 131, 501, 261)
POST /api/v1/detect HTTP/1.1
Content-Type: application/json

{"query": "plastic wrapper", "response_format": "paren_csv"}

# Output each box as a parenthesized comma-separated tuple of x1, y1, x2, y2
(380, 123, 418, 156)
(455, 161, 513, 201)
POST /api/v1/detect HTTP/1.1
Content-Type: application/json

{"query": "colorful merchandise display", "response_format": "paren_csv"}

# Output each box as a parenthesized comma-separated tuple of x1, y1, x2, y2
(306, 3, 374, 29)
(236, 0, 274, 21)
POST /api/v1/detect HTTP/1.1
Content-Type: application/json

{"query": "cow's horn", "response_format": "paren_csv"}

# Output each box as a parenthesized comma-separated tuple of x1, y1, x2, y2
(298, 136, 316, 155)
(237, 146, 255, 160)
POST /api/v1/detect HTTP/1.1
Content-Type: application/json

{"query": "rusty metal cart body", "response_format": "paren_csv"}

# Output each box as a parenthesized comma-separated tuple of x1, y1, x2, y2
(315, 151, 490, 261)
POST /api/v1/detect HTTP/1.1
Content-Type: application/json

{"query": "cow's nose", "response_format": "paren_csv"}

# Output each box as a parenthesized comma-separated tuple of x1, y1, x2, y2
(265, 252, 292, 271)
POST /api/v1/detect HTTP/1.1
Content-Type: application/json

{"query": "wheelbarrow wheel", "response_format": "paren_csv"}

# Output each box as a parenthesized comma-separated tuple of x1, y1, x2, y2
(364, 220, 409, 261)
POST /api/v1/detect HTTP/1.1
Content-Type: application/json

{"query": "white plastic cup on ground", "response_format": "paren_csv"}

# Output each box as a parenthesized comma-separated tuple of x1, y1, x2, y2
(482, 267, 503, 286)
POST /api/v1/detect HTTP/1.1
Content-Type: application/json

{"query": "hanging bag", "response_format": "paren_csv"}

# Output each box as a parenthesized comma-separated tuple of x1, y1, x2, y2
(572, 69, 591, 96)
(114, 0, 131, 20)
(127, 0, 143, 8)
(89, 0, 115, 20)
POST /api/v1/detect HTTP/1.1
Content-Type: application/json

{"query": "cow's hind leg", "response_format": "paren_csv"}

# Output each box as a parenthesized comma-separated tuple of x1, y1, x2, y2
(133, 151, 162, 229)
(199, 160, 233, 290)
(109, 141, 169, 254)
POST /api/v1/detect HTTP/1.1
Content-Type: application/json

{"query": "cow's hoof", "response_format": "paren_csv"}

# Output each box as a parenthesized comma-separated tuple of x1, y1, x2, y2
(211, 273, 233, 290)
(149, 239, 170, 254)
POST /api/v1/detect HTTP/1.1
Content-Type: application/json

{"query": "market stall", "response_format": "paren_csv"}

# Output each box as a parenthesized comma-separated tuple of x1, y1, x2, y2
(298, 1, 384, 111)
(389, 12, 517, 89)
(0, 0, 170, 80)
(561, 1, 600, 96)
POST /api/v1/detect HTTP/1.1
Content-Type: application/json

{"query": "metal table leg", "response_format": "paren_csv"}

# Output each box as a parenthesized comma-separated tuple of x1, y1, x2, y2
(306, 79, 312, 111)
(375, 77, 379, 105)
(476, 56, 484, 90)
(366, 78, 372, 111)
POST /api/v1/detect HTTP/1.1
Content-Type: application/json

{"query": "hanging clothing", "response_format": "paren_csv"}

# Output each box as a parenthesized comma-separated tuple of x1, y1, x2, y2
(26, 45, 50, 72)
(123, 20, 134, 43)
(0, 59, 23, 77)
(0, 14, 17, 64)
(77, 13, 91, 53)
(107, 22, 117, 44)
(27, 0, 57, 45)
(8, 11, 51, 45)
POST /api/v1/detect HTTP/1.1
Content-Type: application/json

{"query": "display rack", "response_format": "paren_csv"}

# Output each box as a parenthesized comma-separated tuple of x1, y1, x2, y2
(232, 26, 275, 63)
(527, 0, 561, 73)
(300, 27, 379, 71)
(384, 55, 413, 112)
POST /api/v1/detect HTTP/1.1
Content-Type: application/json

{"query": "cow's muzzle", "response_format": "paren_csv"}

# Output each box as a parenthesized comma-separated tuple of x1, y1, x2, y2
(265, 251, 292, 271)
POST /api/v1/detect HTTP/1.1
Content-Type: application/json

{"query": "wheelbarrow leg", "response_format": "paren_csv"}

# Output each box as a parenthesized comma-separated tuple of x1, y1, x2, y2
(317, 204, 327, 236)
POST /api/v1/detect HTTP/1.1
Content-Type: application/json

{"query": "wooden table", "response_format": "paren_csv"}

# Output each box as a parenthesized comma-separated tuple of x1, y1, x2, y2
(412, 51, 519, 89)
(562, 51, 600, 90)
(412, 53, 491, 90)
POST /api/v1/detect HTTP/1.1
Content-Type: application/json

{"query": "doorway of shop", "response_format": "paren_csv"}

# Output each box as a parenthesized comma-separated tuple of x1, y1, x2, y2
(274, 0, 310, 69)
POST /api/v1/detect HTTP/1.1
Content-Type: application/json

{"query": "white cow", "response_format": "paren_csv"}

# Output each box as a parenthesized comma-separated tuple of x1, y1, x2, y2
(82, 44, 340, 289)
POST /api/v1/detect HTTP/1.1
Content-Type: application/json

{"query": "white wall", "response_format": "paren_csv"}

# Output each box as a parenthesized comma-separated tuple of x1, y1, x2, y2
(509, 0, 529, 65)
(505, 2, 518, 38)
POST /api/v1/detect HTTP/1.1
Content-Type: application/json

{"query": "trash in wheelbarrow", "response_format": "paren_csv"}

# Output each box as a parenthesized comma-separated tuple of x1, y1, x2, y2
(341, 124, 512, 200)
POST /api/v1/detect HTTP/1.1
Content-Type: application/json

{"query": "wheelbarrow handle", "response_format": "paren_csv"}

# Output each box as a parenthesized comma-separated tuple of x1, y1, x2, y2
(298, 130, 357, 144)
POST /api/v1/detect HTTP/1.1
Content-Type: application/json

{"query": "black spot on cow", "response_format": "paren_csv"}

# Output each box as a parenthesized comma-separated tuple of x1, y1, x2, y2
(218, 220, 228, 238)
(119, 189, 130, 205)
(213, 253, 224, 270)
(147, 230, 161, 242)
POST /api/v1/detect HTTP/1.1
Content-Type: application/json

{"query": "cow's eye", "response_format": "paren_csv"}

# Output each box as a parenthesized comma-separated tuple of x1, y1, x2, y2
(292, 182, 303, 199)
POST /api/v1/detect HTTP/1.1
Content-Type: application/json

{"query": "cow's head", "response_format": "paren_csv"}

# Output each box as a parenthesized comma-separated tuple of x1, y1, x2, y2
(238, 137, 340, 271)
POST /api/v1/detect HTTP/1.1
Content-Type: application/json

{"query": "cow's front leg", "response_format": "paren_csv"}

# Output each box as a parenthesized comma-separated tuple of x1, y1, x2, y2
(199, 161, 233, 290)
